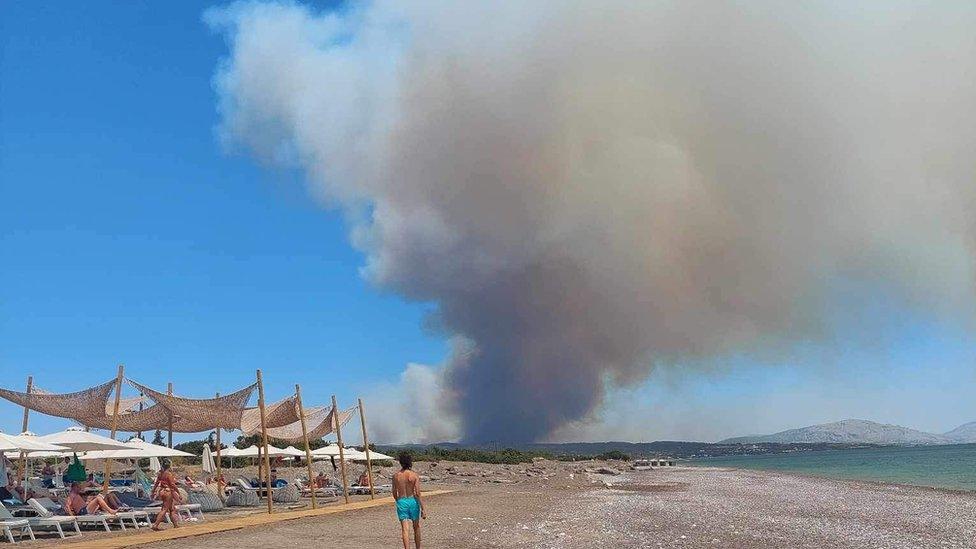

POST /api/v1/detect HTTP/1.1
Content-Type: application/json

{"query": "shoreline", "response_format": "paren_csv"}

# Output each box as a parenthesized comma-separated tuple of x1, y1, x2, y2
(687, 462, 976, 497)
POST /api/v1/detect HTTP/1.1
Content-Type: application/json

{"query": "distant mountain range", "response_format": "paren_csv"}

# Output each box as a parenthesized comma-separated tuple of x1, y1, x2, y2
(381, 419, 976, 460)
(720, 419, 976, 445)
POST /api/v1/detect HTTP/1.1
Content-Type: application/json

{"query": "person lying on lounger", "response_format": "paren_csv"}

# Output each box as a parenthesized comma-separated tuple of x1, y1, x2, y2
(64, 482, 118, 516)
(313, 472, 333, 488)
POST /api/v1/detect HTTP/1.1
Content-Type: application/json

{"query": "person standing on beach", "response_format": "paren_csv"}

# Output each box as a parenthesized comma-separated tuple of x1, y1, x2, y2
(150, 459, 180, 530)
(392, 452, 426, 549)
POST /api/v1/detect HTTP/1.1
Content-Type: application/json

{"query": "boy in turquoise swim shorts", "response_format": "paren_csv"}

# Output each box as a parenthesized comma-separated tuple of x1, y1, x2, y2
(392, 452, 426, 549)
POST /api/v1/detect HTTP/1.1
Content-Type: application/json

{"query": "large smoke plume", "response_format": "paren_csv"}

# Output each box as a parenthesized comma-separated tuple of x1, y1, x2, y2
(207, 1, 976, 442)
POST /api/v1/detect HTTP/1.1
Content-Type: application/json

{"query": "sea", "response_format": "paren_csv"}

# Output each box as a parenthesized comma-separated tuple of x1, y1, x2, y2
(691, 443, 976, 491)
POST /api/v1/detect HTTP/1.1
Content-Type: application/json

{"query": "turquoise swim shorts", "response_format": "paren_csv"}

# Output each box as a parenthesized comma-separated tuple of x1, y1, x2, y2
(396, 496, 420, 521)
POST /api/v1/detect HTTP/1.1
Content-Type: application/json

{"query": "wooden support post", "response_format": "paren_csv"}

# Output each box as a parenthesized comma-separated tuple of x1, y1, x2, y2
(166, 382, 174, 448)
(19, 376, 33, 489)
(136, 391, 144, 440)
(256, 370, 274, 514)
(358, 398, 375, 499)
(214, 392, 222, 488)
(295, 385, 317, 509)
(103, 364, 125, 494)
(332, 395, 350, 504)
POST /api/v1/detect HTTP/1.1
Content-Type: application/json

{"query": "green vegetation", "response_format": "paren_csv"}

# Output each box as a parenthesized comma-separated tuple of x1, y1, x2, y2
(594, 450, 631, 461)
(379, 446, 550, 465)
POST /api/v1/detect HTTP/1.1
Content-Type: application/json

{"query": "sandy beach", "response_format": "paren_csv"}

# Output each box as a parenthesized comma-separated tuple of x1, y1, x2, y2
(32, 459, 973, 548)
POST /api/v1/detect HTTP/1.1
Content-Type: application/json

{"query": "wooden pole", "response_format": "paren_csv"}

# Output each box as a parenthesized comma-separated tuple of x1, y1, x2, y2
(332, 395, 349, 504)
(136, 391, 144, 440)
(103, 364, 125, 494)
(166, 382, 174, 448)
(256, 370, 274, 514)
(214, 392, 222, 488)
(19, 376, 33, 490)
(358, 398, 375, 499)
(295, 385, 317, 509)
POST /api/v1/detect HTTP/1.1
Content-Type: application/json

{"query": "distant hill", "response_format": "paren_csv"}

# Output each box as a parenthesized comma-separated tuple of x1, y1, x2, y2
(720, 419, 950, 445)
(944, 421, 976, 443)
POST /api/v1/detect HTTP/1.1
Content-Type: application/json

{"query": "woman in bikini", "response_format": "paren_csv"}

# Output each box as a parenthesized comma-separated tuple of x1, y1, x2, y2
(150, 459, 180, 530)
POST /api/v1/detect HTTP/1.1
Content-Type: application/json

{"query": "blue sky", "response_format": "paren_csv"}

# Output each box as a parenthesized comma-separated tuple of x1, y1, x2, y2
(3, 2, 976, 444)
(0, 1, 444, 440)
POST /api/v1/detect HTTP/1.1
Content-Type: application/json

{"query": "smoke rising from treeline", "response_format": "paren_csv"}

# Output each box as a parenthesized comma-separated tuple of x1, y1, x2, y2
(208, 1, 976, 442)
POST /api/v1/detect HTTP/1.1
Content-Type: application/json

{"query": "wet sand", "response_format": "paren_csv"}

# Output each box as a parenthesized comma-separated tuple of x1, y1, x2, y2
(35, 460, 976, 548)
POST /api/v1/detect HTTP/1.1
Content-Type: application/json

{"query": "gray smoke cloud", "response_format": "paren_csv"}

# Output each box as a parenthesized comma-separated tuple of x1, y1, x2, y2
(207, 1, 976, 442)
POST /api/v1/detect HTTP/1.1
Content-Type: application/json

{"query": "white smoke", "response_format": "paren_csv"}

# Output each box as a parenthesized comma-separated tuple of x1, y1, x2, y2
(363, 363, 460, 444)
(207, 1, 976, 441)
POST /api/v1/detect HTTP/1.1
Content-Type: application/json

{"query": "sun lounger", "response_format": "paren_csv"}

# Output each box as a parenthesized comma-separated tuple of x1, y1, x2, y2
(235, 478, 280, 498)
(109, 509, 150, 530)
(349, 483, 392, 495)
(235, 478, 261, 493)
(295, 478, 339, 498)
(0, 518, 33, 543)
(41, 499, 110, 533)
(30, 497, 143, 532)
(115, 492, 202, 523)
(8, 500, 81, 539)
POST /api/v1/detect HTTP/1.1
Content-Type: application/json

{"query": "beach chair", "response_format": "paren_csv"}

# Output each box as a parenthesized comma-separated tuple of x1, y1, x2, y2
(0, 518, 33, 544)
(235, 478, 280, 498)
(118, 493, 202, 524)
(351, 483, 392, 495)
(33, 498, 140, 532)
(9, 500, 81, 539)
(174, 503, 204, 521)
(32, 497, 121, 532)
(295, 478, 337, 499)
(235, 478, 261, 494)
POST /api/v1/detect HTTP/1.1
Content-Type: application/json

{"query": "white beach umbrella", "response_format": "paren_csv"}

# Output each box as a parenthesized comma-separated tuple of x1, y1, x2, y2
(363, 450, 395, 461)
(79, 437, 192, 460)
(220, 445, 259, 457)
(281, 446, 307, 457)
(4, 431, 71, 488)
(202, 444, 216, 475)
(263, 445, 293, 457)
(0, 431, 70, 454)
(343, 449, 369, 460)
(37, 426, 137, 452)
(311, 445, 361, 459)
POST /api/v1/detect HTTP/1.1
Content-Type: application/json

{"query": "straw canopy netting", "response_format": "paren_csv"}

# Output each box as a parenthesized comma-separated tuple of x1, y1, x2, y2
(0, 378, 261, 433)
(29, 386, 164, 432)
(263, 405, 356, 443)
(0, 379, 115, 421)
(0, 377, 356, 445)
(127, 379, 257, 432)
(240, 395, 301, 434)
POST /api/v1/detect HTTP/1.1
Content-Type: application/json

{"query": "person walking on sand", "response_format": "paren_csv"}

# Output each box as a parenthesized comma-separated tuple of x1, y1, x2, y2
(150, 459, 180, 530)
(392, 452, 426, 549)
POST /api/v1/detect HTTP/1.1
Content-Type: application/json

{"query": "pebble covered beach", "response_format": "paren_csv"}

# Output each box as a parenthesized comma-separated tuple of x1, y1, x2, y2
(132, 460, 976, 548)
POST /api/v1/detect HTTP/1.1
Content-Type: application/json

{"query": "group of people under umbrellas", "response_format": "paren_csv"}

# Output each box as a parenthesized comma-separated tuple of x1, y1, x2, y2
(0, 427, 191, 530)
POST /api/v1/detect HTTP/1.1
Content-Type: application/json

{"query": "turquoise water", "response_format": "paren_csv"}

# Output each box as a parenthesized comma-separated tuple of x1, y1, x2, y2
(692, 444, 976, 491)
